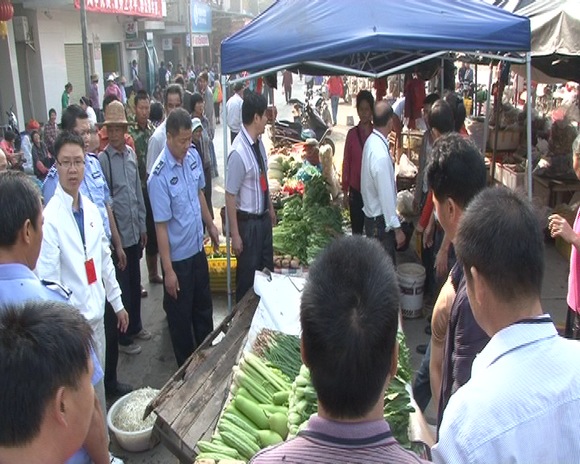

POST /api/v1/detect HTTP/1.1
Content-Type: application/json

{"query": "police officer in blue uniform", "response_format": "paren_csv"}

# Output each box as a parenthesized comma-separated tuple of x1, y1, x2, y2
(0, 170, 113, 464)
(42, 104, 132, 399)
(147, 108, 220, 367)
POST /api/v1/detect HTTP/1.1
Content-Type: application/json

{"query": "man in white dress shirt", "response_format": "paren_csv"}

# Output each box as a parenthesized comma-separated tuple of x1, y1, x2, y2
(360, 100, 404, 264)
(226, 82, 244, 144)
(433, 187, 580, 463)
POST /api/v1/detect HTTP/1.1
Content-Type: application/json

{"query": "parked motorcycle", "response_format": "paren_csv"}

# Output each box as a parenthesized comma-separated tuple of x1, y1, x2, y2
(270, 89, 335, 154)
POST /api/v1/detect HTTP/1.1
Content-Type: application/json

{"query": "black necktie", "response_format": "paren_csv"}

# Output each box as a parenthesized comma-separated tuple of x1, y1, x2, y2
(252, 141, 269, 214)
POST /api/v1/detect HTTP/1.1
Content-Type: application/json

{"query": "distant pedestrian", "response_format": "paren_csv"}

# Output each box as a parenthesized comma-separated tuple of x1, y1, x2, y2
(282, 70, 293, 104)
(105, 75, 122, 101)
(62, 82, 73, 110)
(89, 73, 101, 120)
(80, 96, 97, 126)
(226, 82, 245, 143)
(213, 76, 223, 125)
(43, 108, 59, 155)
(30, 130, 53, 181)
(158, 61, 167, 89)
(327, 75, 343, 126)
(197, 72, 218, 177)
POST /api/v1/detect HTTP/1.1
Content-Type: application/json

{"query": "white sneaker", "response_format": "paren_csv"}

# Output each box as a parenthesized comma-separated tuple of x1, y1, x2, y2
(110, 454, 124, 464)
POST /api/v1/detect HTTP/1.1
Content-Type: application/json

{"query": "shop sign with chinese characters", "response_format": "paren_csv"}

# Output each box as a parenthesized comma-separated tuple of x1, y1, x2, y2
(74, 0, 163, 19)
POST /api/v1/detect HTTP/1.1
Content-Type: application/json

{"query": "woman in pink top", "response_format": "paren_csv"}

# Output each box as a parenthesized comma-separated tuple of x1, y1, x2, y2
(550, 134, 580, 339)
(341, 90, 374, 235)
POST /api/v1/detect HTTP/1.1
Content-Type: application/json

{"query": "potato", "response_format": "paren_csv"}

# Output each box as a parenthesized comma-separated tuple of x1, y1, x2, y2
(281, 258, 290, 268)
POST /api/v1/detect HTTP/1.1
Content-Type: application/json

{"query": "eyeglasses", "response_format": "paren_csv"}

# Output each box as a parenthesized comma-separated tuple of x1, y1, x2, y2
(57, 159, 85, 169)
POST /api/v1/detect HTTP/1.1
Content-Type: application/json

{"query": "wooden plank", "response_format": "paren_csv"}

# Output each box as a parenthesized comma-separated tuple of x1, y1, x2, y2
(150, 291, 259, 460)
(155, 293, 256, 426)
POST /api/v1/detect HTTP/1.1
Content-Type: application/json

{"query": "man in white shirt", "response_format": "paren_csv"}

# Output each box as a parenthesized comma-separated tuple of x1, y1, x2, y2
(37, 131, 129, 418)
(226, 82, 244, 143)
(146, 84, 183, 175)
(433, 187, 580, 463)
(360, 100, 404, 264)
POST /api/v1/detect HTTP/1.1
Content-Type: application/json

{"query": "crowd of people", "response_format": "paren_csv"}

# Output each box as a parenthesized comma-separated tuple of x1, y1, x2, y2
(0, 60, 278, 463)
(1, 66, 580, 464)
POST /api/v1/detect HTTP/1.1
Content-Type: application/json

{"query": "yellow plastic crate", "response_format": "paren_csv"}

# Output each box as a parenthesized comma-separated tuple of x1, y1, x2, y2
(204, 244, 237, 293)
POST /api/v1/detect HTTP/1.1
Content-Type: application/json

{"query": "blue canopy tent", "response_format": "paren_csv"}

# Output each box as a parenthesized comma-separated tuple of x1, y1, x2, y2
(220, 0, 531, 309)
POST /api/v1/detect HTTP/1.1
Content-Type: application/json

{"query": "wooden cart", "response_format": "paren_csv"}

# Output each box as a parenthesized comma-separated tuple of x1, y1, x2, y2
(146, 291, 260, 463)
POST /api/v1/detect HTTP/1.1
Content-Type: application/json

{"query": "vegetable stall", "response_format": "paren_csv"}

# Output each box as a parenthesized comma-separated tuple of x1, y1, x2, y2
(148, 273, 432, 463)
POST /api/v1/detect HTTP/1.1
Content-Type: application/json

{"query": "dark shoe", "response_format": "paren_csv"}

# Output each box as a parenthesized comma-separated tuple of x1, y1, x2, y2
(149, 275, 163, 284)
(141, 286, 148, 298)
(106, 381, 133, 398)
(416, 344, 428, 355)
(424, 325, 432, 335)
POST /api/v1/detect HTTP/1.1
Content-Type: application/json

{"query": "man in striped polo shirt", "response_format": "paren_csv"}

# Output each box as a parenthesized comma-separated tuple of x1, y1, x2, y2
(251, 236, 428, 464)
(225, 91, 275, 302)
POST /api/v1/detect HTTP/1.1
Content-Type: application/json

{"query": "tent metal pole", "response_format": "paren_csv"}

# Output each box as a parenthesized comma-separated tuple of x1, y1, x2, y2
(482, 63, 493, 160)
(376, 51, 447, 78)
(526, 52, 533, 200)
(223, 74, 233, 313)
(440, 58, 444, 95)
(474, 51, 526, 64)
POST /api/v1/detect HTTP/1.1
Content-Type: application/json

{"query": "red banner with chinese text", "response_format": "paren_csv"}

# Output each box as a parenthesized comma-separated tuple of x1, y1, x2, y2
(74, 0, 163, 19)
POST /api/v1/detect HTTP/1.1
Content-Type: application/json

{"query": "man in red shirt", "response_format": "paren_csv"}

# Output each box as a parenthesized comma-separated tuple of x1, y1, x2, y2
(327, 76, 343, 126)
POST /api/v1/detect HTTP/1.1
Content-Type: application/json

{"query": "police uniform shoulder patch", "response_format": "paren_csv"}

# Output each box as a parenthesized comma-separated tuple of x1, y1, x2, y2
(153, 160, 165, 175)
(92, 170, 102, 179)
(41, 279, 72, 300)
(170, 176, 178, 185)
(190, 159, 197, 170)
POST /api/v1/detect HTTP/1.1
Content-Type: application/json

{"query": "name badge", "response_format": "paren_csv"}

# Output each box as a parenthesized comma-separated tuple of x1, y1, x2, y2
(170, 176, 178, 185)
(85, 258, 97, 285)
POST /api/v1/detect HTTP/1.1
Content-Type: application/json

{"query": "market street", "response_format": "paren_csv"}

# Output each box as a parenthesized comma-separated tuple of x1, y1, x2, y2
(110, 74, 572, 463)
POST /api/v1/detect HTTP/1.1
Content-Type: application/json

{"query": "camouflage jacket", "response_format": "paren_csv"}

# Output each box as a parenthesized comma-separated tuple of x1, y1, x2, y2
(128, 119, 156, 188)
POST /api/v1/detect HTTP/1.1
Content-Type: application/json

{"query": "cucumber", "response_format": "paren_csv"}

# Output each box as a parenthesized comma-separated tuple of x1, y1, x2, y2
(221, 412, 260, 438)
(197, 440, 240, 459)
(234, 396, 270, 430)
(220, 430, 260, 461)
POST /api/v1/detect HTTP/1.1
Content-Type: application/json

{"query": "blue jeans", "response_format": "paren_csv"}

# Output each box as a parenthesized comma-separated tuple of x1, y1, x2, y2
(412, 341, 432, 412)
(330, 95, 339, 125)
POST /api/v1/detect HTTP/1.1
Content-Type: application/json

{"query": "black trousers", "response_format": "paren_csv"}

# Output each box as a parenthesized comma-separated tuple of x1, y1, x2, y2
(348, 187, 365, 235)
(163, 251, 214, 367)
(116, 244, 143, 343)
(143, 187, 158, 256)
(236, 214, 274, 302)
(364, 215, 396, 265)
(104, 300, 119, 389)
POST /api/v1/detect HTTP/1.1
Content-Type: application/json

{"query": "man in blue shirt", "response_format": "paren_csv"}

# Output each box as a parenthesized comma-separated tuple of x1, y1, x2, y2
(148, 108, 219, 366)
(43, 105, 132, 399)
(433, 187, 580, 463)
(0, 170, 110, 464)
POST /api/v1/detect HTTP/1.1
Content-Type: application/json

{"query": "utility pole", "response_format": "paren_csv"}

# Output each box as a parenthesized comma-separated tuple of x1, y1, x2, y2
(80, 0, 91, 98)
(188, 0, 194, 68)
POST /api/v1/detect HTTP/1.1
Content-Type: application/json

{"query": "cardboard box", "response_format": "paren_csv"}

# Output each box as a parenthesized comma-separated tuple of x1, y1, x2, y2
(501, 164, 526, 191)
(488, 128, 520, 151)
